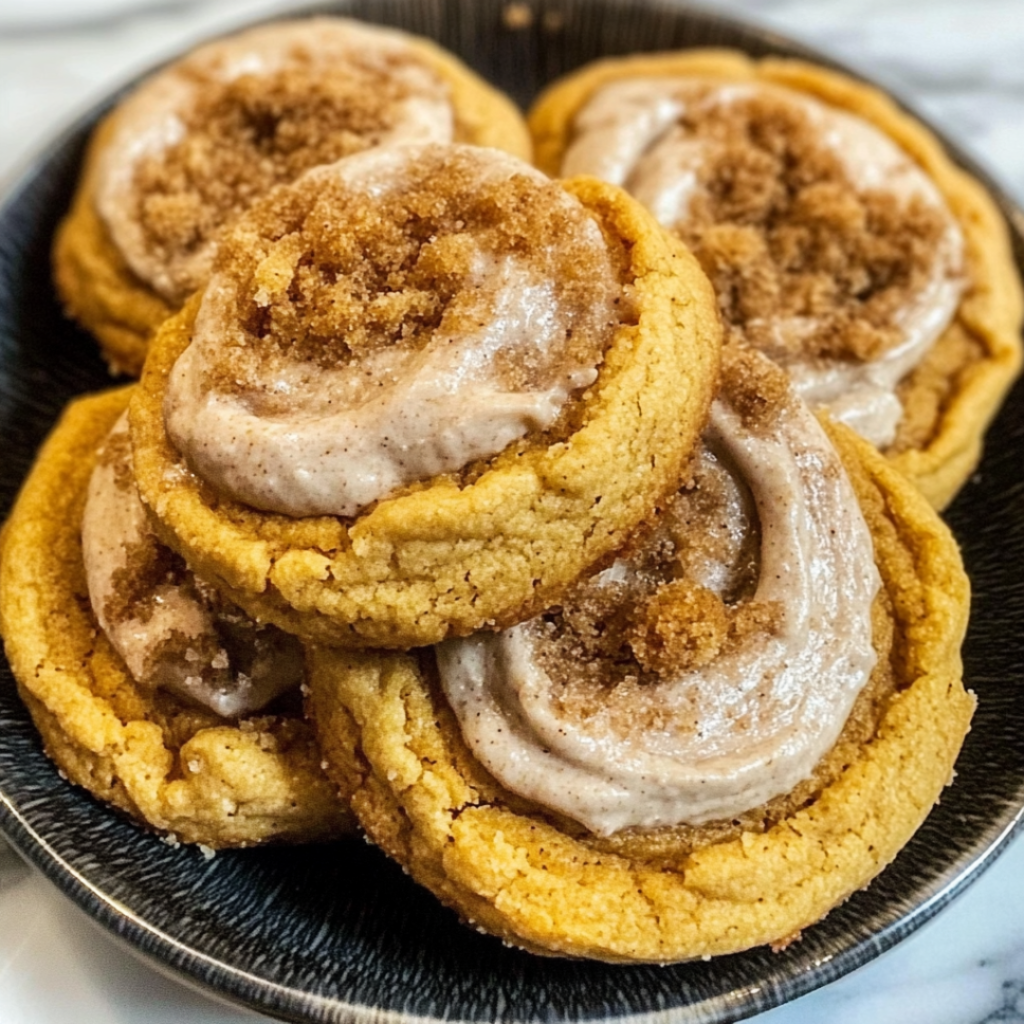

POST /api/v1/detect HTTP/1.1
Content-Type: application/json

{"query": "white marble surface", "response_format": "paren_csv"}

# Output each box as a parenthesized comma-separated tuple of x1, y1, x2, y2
(1, 0, 1023, 1022)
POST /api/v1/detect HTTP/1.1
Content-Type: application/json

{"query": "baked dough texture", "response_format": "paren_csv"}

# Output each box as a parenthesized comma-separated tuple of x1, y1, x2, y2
(529, 50, 1023, 508)
(306, 420, 973, 962)
(52, 17, 533, 376)
(0, 388, 351, 847)
(130, 175, 722, 649)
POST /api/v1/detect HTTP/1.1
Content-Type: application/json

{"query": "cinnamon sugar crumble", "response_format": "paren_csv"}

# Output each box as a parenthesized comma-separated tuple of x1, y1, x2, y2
(673, 89, 950, 361)
(209, 150, 628, 402)
(95, 425, 135, 492)
(720, 341, 793, 432)
(105, 538, 189, 628)
(531, 445, 777, 739)
(630, 579, 731, 674)
(630, 578, 781, 676)
(94, 431, 305, 706)
(132, 52, 446, 271)
(105, 539, 304, 709)
(581, 588, 897, 863)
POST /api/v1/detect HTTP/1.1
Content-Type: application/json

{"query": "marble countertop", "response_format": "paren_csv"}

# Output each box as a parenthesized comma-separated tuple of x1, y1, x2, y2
(1, 1, 1022, 1022)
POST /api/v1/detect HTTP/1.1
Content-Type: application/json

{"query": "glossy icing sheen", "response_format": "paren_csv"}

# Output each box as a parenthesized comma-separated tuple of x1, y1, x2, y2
(438, 384, 880, 835)
(164, 147, 617, 519)
(94, 19, 454, 303)
(562, 78, 965, 447)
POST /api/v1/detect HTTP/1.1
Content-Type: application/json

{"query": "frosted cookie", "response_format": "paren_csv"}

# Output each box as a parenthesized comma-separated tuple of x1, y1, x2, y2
(306, 347, 973, 961)
(130, 143, 722, 649)
(0, 388, 351, 847)
(53, 17, 532, 375)
(530, 51, 1023, 507)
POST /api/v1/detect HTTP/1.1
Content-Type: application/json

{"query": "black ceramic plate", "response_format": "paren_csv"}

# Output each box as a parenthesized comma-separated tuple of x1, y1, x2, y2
(2, 2, 1023, 1022)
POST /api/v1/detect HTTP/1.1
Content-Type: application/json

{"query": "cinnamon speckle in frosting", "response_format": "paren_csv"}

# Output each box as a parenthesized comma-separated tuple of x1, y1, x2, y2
(164, 145, 628, 518)
(214, 150, 626, 393)
(583, 591, 895, 863)
(133, 61, 431, 262)
(562, 77, 966, 448)
(94, 19, 456, 303)
(640, 87, 953, 362)
(531, 452, 781, 739)
(438, 348, 884, 835)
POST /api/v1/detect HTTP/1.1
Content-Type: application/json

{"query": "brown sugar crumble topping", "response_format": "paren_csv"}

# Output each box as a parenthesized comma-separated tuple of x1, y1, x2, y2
(121, 569, 304, 716)
(106, 541, 302, 704)
(95, 421, 136, 492)
(672, 88, 951, 362)
(209, 149, 628, 406)
(131, 51, 447, 286)
(104, 536, 190, 630)
(92, 434, 305, 708)
(531, 443, 778, 740)
(580, 587, 896, 863)
(719, 340, 794, 433)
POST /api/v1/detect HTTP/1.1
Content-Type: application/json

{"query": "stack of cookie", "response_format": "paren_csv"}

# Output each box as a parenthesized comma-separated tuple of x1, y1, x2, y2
(1, 16, 1020, 962)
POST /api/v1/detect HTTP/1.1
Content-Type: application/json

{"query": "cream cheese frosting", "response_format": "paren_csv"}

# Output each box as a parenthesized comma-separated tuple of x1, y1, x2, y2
(81, 413, 304, 717)
(163, 145, 622, 518)
(437, 357, 880, 835)
(561, 78, 965, 447)
(94, 19, 454, 304)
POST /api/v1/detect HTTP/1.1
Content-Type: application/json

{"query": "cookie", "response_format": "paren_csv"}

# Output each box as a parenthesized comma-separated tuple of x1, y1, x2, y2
(53, 17, 532, 375)
(529, 50, 1022, 507)
(306, 350, 972, 961)
(130, 144, 722, 649)
(0, 387, 351, 847)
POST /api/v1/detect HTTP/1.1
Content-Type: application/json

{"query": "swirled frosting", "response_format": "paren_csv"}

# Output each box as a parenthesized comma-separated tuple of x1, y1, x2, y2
(437, 351, 880, 835)
(562, 77, 965, 447)
(163, 144, 625, 518)
(82, 414, 304, 717)
(95, 18, 454, 303)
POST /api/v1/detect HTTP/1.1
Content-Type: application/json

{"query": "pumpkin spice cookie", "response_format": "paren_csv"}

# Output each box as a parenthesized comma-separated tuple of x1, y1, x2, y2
(0, 388, 351, 847)
(530, 51, 1023, 507)
(306, 348, 973, 962)
(130, 143, 722, 649)
(53, 17, 532, 375)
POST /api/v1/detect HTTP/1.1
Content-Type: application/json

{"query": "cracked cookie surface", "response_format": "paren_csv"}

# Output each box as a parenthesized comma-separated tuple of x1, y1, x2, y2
(530, 50, 1022, 508)
(306, 418, 972, 962)
(53, 17, 532, 375)
(0, 388, 351, 847)
(130, 168, 721, 649)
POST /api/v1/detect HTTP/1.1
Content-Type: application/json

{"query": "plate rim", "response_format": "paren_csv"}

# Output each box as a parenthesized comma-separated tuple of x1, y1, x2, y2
(1, 1, 1024, 1022)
